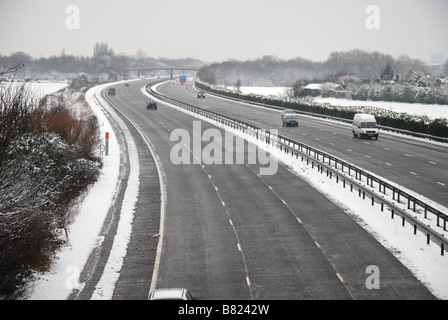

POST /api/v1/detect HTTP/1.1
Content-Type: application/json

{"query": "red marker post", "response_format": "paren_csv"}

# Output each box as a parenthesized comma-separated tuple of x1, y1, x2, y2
(105, 132, 109, 156)
(64, 227, 69, 241)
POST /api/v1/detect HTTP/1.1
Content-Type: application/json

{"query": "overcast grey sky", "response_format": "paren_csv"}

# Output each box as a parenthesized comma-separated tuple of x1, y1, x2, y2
(0, 0, 447, 63)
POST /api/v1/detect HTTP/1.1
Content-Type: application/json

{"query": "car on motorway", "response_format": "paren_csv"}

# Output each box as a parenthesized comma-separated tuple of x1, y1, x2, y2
(107, 88, 116, 96)
(352, 113, 379, 139)
(146, 101, 158, 110)
(282, 114, 298, 127)
(124, 83, 130, 87)
(197, 91, 206, 99)
(148, 288, 194, 300)
(281, 109, 295, 119)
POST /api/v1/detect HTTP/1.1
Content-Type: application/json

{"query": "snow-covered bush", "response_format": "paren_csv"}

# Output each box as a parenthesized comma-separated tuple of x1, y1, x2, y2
(346, 79, 448, 105)
(69, 72, 92, 90)
(0, 82, 101, 299)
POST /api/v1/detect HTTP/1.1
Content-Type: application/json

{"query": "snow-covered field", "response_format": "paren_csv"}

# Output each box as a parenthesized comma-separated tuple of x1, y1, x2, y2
(238, 86, 290, 97)
(0, 81, 69, 99)
(25, 82, 448, 300)
(238, 86, 448, 120)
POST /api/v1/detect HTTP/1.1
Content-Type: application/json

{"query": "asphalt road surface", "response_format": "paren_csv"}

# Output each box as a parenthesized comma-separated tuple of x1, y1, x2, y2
(75, 79, 437, 300)
(160, 82, 448, 210)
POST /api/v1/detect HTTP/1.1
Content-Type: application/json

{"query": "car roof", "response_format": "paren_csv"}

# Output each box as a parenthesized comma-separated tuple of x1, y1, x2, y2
(149, 288, 191, 300)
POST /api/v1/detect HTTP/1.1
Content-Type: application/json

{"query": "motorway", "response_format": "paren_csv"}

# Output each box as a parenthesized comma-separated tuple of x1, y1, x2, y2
(161, 82, 448, 211)
(79, 79, 438, 300)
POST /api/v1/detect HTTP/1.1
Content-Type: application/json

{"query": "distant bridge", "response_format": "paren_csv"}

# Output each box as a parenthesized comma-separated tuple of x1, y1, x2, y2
(123, 67, 200, 79)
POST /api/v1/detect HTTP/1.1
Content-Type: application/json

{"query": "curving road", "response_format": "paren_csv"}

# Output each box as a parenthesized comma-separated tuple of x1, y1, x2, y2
(159, 82, 448, 211)
(82, 79, 436, 300)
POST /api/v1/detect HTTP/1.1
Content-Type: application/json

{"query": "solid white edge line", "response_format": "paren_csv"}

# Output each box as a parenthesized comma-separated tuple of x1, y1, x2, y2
(97, 84, 166, 299)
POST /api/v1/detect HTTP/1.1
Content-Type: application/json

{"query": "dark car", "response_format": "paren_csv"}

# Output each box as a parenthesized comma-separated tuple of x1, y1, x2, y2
(282, 115, 298, 127)
(197, 91, 206, 99)
(281, 109, 295, 119)
(124, 83, 130, 87)
(147, 101, 157, 110)
(107, 88, 116, 95)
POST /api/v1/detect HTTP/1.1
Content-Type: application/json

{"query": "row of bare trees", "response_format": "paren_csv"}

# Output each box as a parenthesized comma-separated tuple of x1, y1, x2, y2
(197, 49, 447, 87)
(0, 43, 204, 81)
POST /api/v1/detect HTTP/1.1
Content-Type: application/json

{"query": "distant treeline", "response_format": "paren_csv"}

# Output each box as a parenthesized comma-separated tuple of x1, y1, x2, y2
(198, 50, 448, 105)
(197, 49, 448, 86)
(0, 43, 204, 81)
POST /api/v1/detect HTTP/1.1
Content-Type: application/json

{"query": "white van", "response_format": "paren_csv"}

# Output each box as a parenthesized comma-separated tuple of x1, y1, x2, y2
(352, 113, 379, 139)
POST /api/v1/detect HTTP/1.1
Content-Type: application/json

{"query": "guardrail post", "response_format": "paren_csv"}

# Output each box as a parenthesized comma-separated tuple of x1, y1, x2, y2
(442, 242, 445, 256)
(427, 230, 430, 245)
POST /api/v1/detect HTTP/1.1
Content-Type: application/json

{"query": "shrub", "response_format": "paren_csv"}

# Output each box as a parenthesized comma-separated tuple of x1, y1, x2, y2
(0, 81, 101, 299)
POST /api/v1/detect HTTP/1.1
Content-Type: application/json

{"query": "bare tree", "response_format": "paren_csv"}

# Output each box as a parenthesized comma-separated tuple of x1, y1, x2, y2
(0, 60, 25, 76)
(234, 78, 242, 93)
(135, 49, 147, 67)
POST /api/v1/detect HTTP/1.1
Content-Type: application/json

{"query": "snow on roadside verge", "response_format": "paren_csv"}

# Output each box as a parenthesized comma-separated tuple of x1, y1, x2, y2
(26, 80, 137, 300)
(146, 82, 448, 300)
(89, 84, 140, 300)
